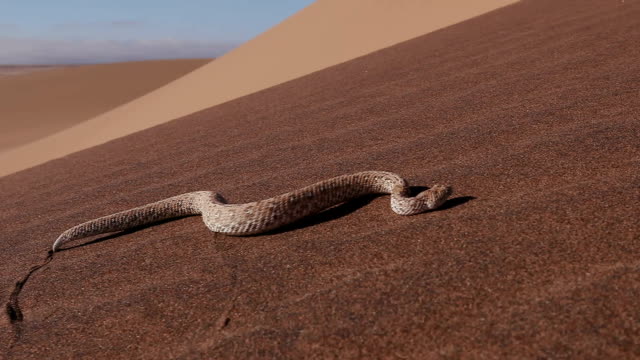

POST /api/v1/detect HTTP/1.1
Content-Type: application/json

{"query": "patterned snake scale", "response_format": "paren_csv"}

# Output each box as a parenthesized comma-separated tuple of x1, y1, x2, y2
(52, 171, 453, 251)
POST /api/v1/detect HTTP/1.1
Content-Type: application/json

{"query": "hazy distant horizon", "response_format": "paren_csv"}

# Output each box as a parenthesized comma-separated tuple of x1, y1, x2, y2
(0, 0, 315, 65)
(0, 36, 237, 65)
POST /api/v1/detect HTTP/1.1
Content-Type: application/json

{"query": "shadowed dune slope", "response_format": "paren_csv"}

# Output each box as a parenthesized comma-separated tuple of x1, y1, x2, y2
(1, 0, 639, 357)
(0, 59, 211, 152)
(0, 0, 517, 176)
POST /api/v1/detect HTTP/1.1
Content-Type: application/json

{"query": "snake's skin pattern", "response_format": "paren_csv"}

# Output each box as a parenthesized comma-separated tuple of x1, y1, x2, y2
(52, 171, 452, 251)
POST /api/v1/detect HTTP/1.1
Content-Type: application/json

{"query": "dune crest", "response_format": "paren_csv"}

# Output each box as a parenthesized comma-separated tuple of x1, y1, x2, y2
(0, 0, 517, 177)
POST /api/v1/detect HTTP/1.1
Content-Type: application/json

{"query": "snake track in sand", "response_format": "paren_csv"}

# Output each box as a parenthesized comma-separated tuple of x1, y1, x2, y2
(52, 171, 452, 251)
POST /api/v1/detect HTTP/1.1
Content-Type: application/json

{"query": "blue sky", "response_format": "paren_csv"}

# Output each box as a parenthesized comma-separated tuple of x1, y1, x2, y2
(0, 0, 315, 64)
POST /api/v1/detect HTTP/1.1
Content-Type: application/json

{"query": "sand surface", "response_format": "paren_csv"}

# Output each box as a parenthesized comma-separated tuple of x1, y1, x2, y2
(0, 0, 517, 176)
(1, 0, 639, 357)
(0, 59, 210, 152)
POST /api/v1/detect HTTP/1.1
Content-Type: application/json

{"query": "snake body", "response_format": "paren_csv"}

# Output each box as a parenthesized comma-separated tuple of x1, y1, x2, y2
(52, 171, 452, 251)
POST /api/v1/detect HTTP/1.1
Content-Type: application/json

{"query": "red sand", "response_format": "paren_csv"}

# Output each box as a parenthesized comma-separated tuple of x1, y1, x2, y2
(1, 0, 639, 357)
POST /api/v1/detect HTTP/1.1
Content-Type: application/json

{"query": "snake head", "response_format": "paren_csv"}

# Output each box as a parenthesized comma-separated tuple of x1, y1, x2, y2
(417, 184, 453, 210)
(390, 184, 452, 215)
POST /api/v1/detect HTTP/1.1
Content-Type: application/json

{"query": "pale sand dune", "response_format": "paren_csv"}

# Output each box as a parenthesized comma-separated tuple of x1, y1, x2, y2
(0, 59, 210, 153)
(0, 0, 517, 176)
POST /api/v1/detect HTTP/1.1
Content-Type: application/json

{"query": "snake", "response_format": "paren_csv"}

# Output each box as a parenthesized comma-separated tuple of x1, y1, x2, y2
(52, 171, 452, 252)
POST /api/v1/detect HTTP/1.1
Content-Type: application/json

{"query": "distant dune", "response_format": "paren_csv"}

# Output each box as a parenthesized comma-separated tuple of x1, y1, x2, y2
(0, 59, 211, 153)
(0, 65, 64, 76)
(0, 0, 517, 176)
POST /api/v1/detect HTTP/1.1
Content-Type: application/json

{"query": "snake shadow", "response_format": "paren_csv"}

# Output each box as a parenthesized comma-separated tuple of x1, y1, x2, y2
(59, 188, 476, 250)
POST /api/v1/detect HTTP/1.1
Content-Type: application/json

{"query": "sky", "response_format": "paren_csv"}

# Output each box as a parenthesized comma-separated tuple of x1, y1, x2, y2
(0, 0, 316, 65)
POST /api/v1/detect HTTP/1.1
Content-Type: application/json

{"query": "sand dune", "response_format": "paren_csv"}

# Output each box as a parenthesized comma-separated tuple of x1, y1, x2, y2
(0, 0, 517, 176)
(0, 59, 210, 153)
(1, 0, 638, 357)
